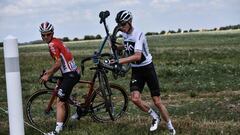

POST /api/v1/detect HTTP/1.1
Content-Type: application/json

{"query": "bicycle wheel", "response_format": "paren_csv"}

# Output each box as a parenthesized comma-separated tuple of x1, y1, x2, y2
(90, 83, 128, 122)
(98, 72, 115, 120)
(25, 90, 69, 131)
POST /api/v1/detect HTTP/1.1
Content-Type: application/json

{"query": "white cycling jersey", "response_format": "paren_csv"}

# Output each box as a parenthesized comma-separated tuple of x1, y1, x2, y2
(121, 28, 152, 67)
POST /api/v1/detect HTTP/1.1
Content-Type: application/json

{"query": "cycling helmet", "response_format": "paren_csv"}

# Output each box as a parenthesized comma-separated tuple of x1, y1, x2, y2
(39, 21, 54, 33)
(115, 10, 133, 24)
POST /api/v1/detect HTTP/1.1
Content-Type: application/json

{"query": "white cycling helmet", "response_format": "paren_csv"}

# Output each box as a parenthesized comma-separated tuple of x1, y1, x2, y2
(39, 21, 54, 33)
(115, 10, 133, 24)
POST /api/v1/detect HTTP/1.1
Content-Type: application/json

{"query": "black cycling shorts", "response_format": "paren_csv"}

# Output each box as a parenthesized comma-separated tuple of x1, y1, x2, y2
(57, 71, 80, 101)
(130, 62, 160, 97)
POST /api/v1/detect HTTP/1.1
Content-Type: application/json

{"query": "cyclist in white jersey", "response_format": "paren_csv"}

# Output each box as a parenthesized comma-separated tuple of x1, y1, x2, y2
(113, 10, 176, 135)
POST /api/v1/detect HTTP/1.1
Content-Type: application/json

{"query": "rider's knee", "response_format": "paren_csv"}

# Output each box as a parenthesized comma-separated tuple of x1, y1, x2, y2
(152, 96, 163, 106)
(131, 91, 141, 103)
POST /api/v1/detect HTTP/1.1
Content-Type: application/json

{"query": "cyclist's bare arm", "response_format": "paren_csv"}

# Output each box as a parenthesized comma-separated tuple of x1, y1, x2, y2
(40, 59, 61, 83)
(119, 51, 142, 64)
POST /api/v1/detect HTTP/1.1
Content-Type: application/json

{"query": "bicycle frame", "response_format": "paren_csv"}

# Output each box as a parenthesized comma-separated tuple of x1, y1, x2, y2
(95, 11, 120, 63)
(44, 78, 98, 112)
(44, 65, 112, 109)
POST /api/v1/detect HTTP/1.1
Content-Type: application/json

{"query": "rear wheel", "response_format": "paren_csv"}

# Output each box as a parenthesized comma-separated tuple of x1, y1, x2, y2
(90, 83, 128, 122)
(25, 90, 69, 131)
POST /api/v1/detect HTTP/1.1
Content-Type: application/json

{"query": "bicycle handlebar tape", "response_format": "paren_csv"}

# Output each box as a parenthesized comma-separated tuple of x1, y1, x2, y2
(3, 35, 25, 135)
(99, 10, 110, 24)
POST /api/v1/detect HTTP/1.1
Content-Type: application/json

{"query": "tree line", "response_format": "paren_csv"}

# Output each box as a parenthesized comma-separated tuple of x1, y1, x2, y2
(146, 24, 240, 36)
(0, 24, 240, 47)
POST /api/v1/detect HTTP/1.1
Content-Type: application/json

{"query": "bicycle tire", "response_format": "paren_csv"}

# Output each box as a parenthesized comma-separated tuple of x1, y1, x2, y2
(90, 83, 128, 122)
(25, 90, 69, 131)
(98, 71, 115, 120)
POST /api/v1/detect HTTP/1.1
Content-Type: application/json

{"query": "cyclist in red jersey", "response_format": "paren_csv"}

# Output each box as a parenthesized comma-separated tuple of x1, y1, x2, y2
(39, 22, 80, 135)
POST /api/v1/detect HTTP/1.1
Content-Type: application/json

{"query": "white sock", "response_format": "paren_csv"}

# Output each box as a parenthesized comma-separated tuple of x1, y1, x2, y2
(167, 120, 174, 130)
(55, 122, 63, 133)
(148, 108, 159, 119)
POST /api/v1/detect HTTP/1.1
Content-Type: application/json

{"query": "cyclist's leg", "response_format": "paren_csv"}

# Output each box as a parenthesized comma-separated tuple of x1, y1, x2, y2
(130, 67, 149, 112)
(55, 98, 66, 132)
(130, 63, 160, 131)
(146, 62, 175, 133)
(54, 71, 80, 133)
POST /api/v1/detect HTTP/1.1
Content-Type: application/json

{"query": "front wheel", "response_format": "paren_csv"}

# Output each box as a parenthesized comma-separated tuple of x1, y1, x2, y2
(90, 83, 128, 122)
(25, 90, 69, 131)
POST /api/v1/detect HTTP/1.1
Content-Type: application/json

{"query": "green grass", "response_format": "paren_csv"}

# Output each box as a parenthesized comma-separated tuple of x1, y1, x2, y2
(0, 30, 240, 135)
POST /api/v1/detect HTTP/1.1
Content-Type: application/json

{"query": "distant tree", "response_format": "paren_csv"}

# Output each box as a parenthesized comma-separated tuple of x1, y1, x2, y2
(73, 37, 79, 41)
(177, 28, 182, 33)
(95, 34, 102, 39)
(62, 37, 70, 42)
(232, 24, 240, 29)
(84, 35, 95, 40)
(189, 29, 199, 32)
(194, 30, 200, 32)
(145, 32, 159, 36)
(190, 29, 199, 32)
(160, 30, 166, 35)
(0, 42, 3, 47)
(237, 24, 240, 29)
(168, 30, 176, 33)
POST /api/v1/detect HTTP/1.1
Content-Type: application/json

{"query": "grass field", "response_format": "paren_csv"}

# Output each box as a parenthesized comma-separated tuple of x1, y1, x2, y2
(0, 30, 240, 135)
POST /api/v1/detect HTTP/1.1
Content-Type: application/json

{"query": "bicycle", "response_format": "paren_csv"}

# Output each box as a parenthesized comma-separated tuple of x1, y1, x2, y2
(25, 10, 129, 132)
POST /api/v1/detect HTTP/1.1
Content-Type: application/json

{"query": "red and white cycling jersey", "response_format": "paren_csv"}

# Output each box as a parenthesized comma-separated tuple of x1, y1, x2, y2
(48, 38, 78, 74)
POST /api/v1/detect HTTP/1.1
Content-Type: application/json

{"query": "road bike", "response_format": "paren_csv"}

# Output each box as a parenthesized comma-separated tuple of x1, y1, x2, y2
(25, 10, 129, 132)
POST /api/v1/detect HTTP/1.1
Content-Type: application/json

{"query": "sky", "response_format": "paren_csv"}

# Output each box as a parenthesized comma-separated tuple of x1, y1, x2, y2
(0, 0, 239, 43)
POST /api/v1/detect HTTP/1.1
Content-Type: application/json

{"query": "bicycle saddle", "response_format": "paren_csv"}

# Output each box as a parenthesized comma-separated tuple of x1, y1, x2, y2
(99, 10, 110, 24)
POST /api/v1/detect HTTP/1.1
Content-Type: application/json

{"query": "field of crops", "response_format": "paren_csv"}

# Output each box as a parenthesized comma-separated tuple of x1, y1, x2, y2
(0, 30, 240, 135)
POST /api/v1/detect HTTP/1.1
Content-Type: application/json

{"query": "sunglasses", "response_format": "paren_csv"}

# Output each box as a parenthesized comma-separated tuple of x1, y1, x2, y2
(119, 22, 127, 27)
(41, 33, 52, 37)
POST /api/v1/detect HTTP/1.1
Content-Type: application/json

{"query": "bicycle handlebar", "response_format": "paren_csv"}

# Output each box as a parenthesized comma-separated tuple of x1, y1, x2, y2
(80, 52, 126, 77)
(39, 70, 62, 90)
(81, 53, 112, 75)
